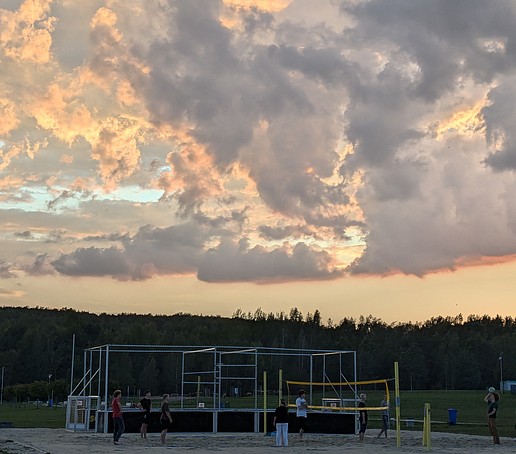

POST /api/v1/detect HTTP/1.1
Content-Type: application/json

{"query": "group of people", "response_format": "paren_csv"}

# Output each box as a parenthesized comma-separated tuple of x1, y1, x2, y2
(272, 389, 308, 447)
(112, 386, 504, 447)
(110, 390, 173, 445)
(272, 390, 389, 447)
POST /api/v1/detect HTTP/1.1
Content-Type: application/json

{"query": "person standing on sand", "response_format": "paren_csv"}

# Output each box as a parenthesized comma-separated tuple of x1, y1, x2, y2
(358, 393, 368, 441)
(487, 392, 500, 444)
(296, 390, 308, 439)
(160, 394, 173, 445)
(111, 390, 124, 445)
(137, 390, 152, 439)
(378, 394, 389, 438)
(273, 399, 289, 447)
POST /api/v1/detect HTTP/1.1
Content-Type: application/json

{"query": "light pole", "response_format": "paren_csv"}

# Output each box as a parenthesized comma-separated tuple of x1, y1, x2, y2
(498, 353, 503, 394)
(1, 366, 4, 405)
(48, 374, 53, 407)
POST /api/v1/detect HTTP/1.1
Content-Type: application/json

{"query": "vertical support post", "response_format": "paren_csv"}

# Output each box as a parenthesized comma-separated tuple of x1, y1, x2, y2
(103, 346, 110, 434)
(339, 352, 343, 411)
(422, 403, 431, 449)
(499, 354, 503, 394)
(82, 350, 87, 395)
(278, 369, 283, 405)
(254, 350, 258, 411)
(88, 350, 93, 396)
(95, 348, 102, 433)
(0, 365, 4, 405)
(212, 349, 217, 411)
(309, 354, 313, 407)
(322, 354, 326, 402)
(181, 352, 185, 410)
(353, 351, 358, 433)
(69, 334, 75, 395)
(215, 349, 220, 433)
(263, 370, 267, 434)
(394, 361, 401, 447)
(197, 375, 201, 407)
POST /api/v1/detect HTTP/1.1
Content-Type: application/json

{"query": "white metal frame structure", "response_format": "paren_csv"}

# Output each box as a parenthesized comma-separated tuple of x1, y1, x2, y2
(67, 344, 356, 433)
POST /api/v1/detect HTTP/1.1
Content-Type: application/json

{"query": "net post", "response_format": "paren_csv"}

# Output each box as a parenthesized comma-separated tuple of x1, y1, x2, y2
(423, 403, 431, 449)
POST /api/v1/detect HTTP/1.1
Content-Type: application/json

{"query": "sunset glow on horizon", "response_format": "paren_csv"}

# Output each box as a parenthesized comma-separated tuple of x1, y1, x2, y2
(1, 0, 516, 323)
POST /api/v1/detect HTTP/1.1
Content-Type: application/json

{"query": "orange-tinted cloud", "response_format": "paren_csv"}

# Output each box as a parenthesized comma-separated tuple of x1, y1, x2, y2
(0, 0, 55, 64)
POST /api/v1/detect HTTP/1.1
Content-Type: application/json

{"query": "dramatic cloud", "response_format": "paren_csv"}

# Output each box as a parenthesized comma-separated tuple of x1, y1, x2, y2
(3, 0, 516, 289)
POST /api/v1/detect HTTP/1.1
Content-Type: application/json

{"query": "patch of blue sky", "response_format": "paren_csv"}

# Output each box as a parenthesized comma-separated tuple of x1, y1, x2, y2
(95, 185, 163, 203)
(0, 185, 164, 213)
(0, 187, 54, 212)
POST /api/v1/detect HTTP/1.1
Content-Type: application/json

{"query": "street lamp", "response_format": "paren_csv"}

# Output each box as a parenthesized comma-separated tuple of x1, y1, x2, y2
(498, 353, 503, 394)
(1, 366, 4, 405)
(48, 374, 53, 407)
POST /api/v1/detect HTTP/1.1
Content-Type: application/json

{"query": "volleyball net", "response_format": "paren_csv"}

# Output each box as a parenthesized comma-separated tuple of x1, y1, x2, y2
(286, 378, 391, 412)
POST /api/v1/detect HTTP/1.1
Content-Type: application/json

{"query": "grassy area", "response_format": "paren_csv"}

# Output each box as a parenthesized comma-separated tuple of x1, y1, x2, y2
(0, 390, 515, 437)
(220, 389, 516, 436)
(0, 403, 66, 429)
(343, 390, 516, 437)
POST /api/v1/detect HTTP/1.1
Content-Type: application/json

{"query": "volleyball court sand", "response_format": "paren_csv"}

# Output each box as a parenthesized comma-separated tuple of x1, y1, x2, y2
(0, 429, 514, 453)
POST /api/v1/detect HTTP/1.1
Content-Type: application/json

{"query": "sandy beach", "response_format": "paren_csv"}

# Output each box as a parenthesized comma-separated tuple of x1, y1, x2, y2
(0, 429, 514, 453)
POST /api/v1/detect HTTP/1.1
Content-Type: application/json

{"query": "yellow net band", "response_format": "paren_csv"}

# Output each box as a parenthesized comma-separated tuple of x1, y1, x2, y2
(286, 379, 388, 386)
(287, 404, 389, 411)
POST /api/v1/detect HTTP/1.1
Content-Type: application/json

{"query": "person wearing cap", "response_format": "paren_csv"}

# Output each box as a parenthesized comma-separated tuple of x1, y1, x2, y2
(484, 386, 495, 404)
(486, 391, 500, 444)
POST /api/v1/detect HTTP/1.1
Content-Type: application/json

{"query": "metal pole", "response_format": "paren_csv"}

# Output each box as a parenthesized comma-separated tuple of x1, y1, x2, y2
(70, 334, 75, 395)
(213, 349, 218, 433)
(309, 354, 313, 407)
(263, 370, 267, 434)
(394, 361, 401, 447)
(96, 348, 102, 433)
(499, 353, 503, 393)
(82, 350, 87, 396)
(88, 350, 93, 396)
(278, 369, 283, 405)
(104, 346, 110, 434)
(353, 351, 358, 431)
(181, 352, 185, 410)
(322, 354, 326, 403)
(1, 366, 4, 405)
(339, 352, 343, 410)
(254, 350, 258, 411)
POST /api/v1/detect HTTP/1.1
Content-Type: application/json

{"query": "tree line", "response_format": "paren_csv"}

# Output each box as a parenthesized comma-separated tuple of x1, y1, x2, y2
(0, 306, 514, 402)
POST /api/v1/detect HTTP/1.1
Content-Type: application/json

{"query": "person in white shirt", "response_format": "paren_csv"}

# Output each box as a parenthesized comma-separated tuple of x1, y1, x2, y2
(295, 389, 308, 439)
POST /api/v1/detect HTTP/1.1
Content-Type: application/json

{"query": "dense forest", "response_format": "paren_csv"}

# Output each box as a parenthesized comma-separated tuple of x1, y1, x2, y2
(0, 306, 514, 402)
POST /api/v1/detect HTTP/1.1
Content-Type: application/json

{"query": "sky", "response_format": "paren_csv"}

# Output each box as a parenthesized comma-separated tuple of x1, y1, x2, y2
(1, 0, 516, 325)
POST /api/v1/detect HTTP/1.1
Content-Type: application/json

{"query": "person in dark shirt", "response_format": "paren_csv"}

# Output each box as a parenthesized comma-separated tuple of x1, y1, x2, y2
(137, 390, 152, 439)
(160, 394, 173, 445)
(377, 394, 389, 438)
(273, 399, 289, 447)
(358, 393, 368, 441)
(487, 392, 500, 444)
